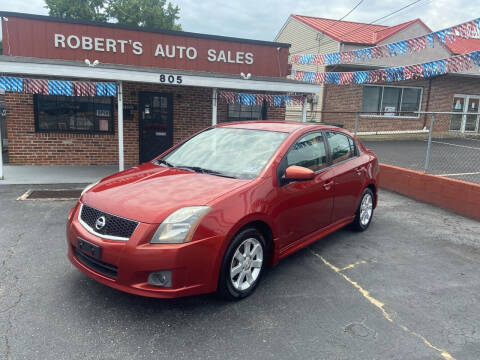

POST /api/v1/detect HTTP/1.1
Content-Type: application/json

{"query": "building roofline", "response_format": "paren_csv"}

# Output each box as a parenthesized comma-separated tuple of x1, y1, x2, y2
(289, 14, 431, 46)
(290, 14, 345, 43)
(0, 11, 291, 48)
(374, 18, 429, 43)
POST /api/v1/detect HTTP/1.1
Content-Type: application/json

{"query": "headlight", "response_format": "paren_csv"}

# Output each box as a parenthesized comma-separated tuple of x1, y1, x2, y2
(150, 206, 212, 244)
(80, 180, 100, 196)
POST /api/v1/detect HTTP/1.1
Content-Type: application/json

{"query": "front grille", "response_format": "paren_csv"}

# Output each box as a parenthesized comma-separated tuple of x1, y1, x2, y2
(74, 248, 118, 279)
(80, 204, 138, 240)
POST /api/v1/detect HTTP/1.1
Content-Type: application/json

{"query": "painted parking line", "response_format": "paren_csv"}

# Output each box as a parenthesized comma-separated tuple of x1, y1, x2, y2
(463, 137, 480, 142)
(339, 259, 376, 271)
(430, 140, 480, 150)
(310, 249, 455, 360)
(16, 190, 32, 201)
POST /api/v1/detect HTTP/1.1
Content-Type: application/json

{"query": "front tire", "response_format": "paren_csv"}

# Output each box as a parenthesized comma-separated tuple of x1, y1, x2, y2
(217, 227, 266, 301)
(352, 188, 374, 231)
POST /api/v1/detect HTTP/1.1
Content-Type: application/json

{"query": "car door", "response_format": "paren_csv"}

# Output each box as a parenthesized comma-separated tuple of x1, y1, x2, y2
(325, 131, 366, 223)
(274, 131, 336, 249)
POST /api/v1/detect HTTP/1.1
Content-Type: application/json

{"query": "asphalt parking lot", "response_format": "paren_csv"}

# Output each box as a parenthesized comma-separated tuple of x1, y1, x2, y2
(363, 138, 480, 184)
(1, 184, 480, 360)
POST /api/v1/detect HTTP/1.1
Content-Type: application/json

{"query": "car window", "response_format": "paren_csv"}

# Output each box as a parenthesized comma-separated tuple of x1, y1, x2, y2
(287, 132, 327, 171)
(325, 131, 356, 164)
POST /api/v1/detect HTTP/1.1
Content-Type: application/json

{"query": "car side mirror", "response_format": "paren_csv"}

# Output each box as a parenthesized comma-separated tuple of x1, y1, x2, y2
(284, 165, 314, 182)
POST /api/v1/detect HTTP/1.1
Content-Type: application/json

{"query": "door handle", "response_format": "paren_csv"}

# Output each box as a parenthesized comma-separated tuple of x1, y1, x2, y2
(323, 181, 334, 190)
(355, 167, 364, 175)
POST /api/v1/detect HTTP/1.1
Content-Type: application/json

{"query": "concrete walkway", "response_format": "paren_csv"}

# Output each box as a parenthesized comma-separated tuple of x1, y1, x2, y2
(0, 165, 119, 184)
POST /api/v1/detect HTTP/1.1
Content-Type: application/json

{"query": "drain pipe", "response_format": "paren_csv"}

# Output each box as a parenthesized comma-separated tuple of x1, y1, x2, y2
(0, 105, 3, 180)
(117, 81, 124, 172)
(212, 88, 218, 126)
(0, 122, 3, 180)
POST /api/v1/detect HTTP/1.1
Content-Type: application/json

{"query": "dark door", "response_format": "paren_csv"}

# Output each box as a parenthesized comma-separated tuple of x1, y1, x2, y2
(139, 92, 173, 163)
(274, 131, 335, 249)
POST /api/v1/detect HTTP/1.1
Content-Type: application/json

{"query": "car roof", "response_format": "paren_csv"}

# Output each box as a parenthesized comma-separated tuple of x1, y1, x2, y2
(216, 121, 341, 133)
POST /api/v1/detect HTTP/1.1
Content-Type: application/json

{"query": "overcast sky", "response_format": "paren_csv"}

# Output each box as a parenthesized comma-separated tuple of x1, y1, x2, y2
(0, 0, 477, 41)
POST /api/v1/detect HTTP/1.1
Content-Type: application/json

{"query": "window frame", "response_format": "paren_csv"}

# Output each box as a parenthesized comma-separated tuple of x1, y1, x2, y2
(360, 84, 423, 119)
(34, 95, 115, 135)
(285, 131, 330, 172)
(324, 130, 359, 167)
(227, 102, 267, 121)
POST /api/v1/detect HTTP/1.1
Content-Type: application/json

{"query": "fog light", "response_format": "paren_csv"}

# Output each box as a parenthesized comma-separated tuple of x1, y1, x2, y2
(148, 271, 172, 287)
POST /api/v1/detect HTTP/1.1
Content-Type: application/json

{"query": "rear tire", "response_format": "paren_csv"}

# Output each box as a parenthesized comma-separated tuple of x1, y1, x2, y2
(217, 227, 267, 301)
(351, 188, 374, 231)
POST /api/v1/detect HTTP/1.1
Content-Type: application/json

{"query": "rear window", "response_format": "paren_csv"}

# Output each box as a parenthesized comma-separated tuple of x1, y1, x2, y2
(325, 132, 357, 164)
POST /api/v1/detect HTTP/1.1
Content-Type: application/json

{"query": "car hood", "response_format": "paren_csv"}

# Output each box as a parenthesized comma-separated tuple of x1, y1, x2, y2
(81, 163, 250, 223)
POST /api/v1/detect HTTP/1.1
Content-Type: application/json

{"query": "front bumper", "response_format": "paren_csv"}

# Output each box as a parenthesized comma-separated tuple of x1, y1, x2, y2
(66, 205, 224, 298)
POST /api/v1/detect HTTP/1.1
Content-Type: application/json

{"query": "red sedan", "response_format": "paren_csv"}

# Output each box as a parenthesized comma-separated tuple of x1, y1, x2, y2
(67, 121, 378, 300)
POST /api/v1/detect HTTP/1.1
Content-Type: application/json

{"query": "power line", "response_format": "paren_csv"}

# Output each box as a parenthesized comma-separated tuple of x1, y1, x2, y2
(319, 0, 366, 35)
(290, 0, 428, 56)
(326, 0, 432, 73)
(315, 0, 365, 73)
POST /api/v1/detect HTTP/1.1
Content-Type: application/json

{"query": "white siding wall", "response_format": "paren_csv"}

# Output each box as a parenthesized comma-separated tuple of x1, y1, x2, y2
(276, 17, 339, 122)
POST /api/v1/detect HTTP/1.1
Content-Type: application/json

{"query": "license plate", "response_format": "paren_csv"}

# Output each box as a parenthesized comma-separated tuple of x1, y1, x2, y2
(77, 238, 102, 259)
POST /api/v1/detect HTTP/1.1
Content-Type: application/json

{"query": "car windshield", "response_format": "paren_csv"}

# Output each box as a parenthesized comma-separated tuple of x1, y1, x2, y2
(159, 127, 289, 179)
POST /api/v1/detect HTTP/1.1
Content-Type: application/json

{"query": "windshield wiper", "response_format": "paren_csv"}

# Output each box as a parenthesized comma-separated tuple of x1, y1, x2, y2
(175, 165, 236, 179)
(153, 159, 175, 168)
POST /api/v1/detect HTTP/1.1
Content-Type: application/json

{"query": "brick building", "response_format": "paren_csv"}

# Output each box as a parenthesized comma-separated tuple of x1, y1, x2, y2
(276, 14, 480, 133)
(0, 12, 318, 173)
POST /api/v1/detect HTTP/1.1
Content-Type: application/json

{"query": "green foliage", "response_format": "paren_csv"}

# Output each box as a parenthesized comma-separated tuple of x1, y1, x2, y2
(106, 0, 181, 30)
(44, 0, 108, 22)
(43, 0, 182, 31)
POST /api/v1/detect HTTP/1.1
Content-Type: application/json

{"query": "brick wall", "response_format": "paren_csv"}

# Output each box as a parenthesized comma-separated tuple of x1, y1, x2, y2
(4, 79, 286, 166)
(379, 163, 480, 221)
(5, 92, 129, 166)
(322, 75, 480, 133)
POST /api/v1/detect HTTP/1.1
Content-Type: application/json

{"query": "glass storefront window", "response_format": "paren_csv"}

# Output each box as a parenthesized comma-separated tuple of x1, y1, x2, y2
(35, 95, 114, 134)
(361, 85, 422, 117)
(227, 104, 264, 121)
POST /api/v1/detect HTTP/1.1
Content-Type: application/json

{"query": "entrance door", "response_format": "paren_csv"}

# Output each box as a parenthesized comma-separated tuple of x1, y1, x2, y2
(139, 92, 173, 162)
(450, 95, 480, 133)
(465, 97, 480, 132)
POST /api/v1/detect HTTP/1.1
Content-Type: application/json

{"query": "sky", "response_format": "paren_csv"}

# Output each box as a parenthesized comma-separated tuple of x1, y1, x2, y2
(0, 0, 478, 42)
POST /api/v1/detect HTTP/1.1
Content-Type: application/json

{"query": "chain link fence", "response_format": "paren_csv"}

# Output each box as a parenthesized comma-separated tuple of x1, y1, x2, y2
(304, 110, 480, 184)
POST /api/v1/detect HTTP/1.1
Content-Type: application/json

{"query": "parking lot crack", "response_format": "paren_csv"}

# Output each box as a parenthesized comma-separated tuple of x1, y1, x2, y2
(3, 315, 12, 360)
(0, 232, 25, 359)
(310, 249, 455, 360)
(1, 232, 24, 270)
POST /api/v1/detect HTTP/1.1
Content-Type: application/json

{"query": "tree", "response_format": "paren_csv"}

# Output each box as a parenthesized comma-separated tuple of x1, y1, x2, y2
(0, 40, 2, 55)
(106, 0, 181, 30)
(44, 0, 108, 22)
(44, 0, 181, 31)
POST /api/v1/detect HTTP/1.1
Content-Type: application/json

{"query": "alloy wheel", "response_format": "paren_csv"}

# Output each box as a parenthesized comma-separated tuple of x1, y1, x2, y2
(360, 193, 373, 226)
(230, 237, 263, 291)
